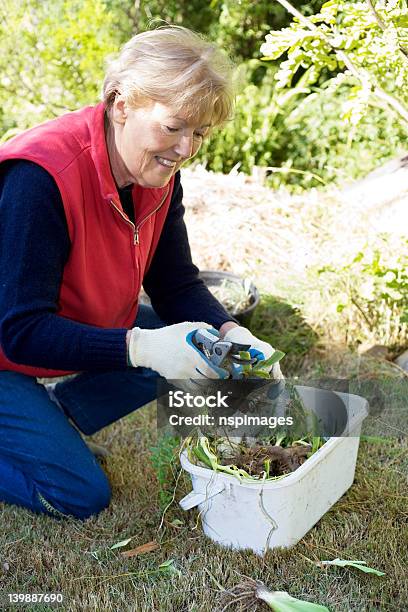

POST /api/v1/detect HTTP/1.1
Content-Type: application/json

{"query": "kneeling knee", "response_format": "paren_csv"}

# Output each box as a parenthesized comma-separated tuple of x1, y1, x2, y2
(77, 474, 111, 519)
(38, 471, 111, 520)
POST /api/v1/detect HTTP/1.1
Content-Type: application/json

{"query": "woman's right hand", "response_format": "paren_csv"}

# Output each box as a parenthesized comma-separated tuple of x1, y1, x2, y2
(128, 322, 225, 380)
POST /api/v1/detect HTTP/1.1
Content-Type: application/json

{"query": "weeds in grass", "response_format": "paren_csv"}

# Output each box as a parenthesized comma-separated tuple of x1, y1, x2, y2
(149, 434, 181, 510)
(316, 235, 408, 351)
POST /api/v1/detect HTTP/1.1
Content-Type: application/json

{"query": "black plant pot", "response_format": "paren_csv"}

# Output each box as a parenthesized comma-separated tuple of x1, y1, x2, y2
(199, 270, 260, 325)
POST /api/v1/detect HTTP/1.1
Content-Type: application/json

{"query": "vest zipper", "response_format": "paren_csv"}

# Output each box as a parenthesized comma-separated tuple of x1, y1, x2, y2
(109, 198, 136, 241)
(133, 187, 169, 245)
(110, 187, 169, 246)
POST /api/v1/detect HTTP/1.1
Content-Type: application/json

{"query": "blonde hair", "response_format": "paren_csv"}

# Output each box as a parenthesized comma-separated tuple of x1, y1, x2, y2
(102, 26, 235, 127)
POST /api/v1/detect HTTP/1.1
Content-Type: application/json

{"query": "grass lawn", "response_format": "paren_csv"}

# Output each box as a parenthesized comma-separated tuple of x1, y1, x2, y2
(1, 401, 407, 611)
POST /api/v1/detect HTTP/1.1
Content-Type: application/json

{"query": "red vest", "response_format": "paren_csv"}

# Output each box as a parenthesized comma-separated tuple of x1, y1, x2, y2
(0, 103, 174, 377)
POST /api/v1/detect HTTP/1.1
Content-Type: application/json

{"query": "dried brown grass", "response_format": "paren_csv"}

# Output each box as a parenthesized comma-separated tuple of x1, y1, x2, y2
(182, 164, 408, 348)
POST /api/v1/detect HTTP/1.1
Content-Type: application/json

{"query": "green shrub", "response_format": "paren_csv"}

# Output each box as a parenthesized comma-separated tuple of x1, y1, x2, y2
(0, 0, 121, 133)
(258, 0, 408, 188)
(209, 0, 324, 62)
(195, 61, 406, 190)
(195, 59, 315, 179)
(261, 0, 408, 122)
(196, 61, 285, 174)
(273, 83, 407, 188)
(316, 236, 408, 350)
(196, 1, 408, 190)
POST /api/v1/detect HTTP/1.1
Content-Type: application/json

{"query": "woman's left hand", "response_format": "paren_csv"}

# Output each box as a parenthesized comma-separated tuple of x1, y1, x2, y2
(221, 325, 284, 380)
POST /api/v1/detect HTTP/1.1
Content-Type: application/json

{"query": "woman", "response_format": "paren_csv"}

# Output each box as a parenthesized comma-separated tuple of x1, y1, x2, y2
(0, 26, 280, 519)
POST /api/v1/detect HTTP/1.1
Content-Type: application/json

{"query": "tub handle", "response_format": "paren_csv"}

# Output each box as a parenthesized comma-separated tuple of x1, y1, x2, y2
(179, 483, 224, 511)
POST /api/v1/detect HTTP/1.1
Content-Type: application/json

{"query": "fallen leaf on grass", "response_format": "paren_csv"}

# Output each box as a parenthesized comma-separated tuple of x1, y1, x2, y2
(256, 586, 329, 611)
(110, 537, 133, 550)
(168, 518, 184, 528)
(220, 577, 329, 611)
(120, 540, 159, 558)
(157, 558, 181, 577)
(317, 558, 385, 576)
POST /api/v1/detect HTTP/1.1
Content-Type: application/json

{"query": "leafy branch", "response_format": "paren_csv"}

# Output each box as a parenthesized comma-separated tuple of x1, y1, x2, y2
(366, 0, 408, 62)
(271, 0, 408, 125)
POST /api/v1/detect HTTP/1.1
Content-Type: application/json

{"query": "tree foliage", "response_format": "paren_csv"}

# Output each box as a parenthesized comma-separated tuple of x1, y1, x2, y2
(0, 0, 121, 133)
(208, 0, 324, 62)
(0, 1, 406, 189)
(261, 0, 408, 127)
(200, 0, 408, 188)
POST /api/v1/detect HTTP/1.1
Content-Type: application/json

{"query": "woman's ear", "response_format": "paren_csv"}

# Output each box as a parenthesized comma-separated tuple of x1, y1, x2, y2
(111, 97, 127, 124)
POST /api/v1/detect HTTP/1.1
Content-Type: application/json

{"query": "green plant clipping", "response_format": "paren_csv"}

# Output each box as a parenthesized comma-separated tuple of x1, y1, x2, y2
(254, 350, 286, 370)
(224, 579, 330, 611)
(188, 433, 325, 483)
(256, 586, 330, 611)
(237, 348, 286, 379)
(110, 538, 132, 550)
(318, 558, 385, 576)
(157, 559, 182, 578)
(186, 349, 324, 482)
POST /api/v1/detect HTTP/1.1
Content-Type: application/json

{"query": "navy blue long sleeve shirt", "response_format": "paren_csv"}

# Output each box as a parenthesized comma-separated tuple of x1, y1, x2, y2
(0, 160, 235, 371)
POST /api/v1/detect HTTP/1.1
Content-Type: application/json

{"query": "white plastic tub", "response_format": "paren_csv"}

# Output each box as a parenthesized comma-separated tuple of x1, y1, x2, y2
(179, 387, 368, 555)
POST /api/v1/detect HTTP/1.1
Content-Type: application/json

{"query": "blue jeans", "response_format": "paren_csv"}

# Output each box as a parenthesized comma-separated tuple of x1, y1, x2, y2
(0, 305, 166, 520)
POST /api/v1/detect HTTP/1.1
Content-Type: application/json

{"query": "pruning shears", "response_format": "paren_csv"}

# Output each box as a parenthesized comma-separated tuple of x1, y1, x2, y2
(185, 327, 285, 410)
(187, 328, 260, 380)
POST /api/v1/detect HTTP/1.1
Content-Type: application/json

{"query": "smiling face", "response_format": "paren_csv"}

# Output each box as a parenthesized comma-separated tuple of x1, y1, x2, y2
(107, 99, 210, 189)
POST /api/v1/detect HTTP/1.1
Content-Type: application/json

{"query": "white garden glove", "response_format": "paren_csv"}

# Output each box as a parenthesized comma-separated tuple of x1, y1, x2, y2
(223, 326, 284, 380)
(128, 322, 227, 380)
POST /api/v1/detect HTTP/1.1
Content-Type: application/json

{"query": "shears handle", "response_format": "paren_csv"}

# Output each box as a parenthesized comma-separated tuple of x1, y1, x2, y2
(186, 328, 230, 379)
(188, 328, 260, 379)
